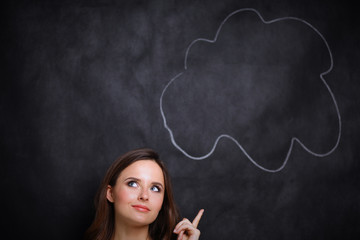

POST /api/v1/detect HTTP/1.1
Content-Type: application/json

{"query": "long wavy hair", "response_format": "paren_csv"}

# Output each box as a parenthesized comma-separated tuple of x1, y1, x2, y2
(84, 148, 181, 240)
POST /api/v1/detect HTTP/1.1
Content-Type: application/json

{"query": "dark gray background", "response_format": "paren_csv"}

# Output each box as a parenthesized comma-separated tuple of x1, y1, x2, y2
(2, 0, 359, 239)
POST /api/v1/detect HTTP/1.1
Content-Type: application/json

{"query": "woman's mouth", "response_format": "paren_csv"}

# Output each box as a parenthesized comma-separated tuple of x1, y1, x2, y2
(132, 205, 150, 212)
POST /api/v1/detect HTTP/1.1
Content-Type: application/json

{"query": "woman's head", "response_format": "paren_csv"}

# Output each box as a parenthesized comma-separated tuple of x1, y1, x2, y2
(84, 148, 180, 240)
(106, 159, 165, 227)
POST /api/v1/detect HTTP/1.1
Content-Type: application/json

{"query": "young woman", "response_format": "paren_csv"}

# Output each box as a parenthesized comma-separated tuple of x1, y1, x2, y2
(84, 148, 204, 240)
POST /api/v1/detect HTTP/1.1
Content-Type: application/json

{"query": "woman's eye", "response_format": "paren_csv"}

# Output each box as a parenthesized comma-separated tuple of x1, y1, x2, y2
(150, 185, 161, 192)
(127, 181, 138, 187)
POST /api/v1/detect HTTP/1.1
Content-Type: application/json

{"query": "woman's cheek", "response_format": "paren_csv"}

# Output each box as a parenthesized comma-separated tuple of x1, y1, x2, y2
(153, 193, 165, 211)
(116, 187, 137, 203)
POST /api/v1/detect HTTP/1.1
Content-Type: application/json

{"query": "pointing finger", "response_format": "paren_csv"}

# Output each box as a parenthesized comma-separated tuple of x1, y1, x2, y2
(192, 209, 204, 228)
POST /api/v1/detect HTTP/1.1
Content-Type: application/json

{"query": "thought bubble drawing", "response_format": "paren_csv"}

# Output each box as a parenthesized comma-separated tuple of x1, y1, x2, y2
(160, 8, 341, 172)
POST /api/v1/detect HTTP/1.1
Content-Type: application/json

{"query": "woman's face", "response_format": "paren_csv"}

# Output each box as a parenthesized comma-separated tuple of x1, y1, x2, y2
(107, 160, 165, 227)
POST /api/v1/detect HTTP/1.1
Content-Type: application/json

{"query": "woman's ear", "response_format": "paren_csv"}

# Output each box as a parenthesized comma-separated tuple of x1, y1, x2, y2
(106, 185, 114, 203)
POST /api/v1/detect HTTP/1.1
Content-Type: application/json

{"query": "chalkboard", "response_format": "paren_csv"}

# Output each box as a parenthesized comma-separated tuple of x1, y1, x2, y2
(2, 0, 360, 239)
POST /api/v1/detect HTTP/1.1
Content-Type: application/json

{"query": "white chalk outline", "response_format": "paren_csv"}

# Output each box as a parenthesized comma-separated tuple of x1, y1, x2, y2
(160, 8, 341, 172)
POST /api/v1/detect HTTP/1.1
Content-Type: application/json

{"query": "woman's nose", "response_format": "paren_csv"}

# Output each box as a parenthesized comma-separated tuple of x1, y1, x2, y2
(138, 188, 149, 201)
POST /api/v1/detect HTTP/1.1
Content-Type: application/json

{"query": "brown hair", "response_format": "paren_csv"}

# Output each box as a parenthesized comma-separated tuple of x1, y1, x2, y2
(84, 148, 181, 240)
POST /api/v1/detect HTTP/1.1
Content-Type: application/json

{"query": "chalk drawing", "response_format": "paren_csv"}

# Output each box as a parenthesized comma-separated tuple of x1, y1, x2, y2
(159, 8, 341, 172)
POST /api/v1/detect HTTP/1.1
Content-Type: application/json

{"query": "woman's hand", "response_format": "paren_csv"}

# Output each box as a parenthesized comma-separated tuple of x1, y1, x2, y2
(173, 209, 204, 240)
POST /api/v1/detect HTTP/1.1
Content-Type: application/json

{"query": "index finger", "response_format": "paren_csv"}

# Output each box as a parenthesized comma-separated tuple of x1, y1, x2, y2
(192, 209, 204, 228)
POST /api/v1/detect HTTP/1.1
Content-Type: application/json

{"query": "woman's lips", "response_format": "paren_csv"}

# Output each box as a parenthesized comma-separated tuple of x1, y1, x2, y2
(132, 205, 150, 212)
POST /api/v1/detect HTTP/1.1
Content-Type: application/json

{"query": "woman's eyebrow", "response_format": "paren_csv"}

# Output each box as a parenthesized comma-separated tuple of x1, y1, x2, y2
(124, 177, 139, 181)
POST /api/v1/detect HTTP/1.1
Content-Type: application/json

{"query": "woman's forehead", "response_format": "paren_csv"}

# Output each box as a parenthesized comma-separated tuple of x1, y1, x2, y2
(119, 160, 165, 183)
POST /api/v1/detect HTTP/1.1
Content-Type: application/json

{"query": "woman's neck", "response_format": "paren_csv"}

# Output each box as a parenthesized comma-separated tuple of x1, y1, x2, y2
(112, 222, 150, 240)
